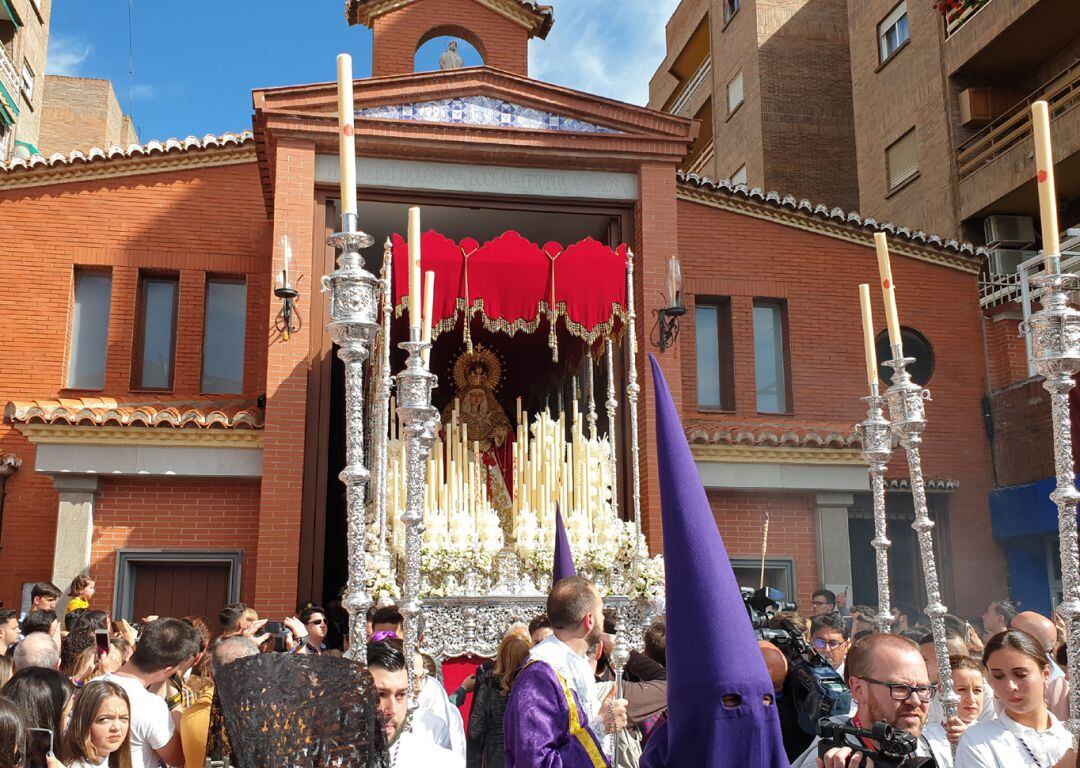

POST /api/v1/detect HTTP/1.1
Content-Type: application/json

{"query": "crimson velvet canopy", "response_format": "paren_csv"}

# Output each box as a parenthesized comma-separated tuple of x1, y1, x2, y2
(391, 231, 628, 359)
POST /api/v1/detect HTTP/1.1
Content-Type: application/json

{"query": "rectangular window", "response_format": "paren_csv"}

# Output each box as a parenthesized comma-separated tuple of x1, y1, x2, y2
(67, 271, 112, 390)
(695, 298, 735, 410)
(723, 0, 740, 24)
(134, 274, 179, 390)
(201, 278, 247, 394)
(878, 1, 909, 63)
(753, 299, 790, 413)
(20, 61, 33, 102)
(886, 128, 919, 191)
(727, 71, 744, 114)
(731, 164, 747, 186)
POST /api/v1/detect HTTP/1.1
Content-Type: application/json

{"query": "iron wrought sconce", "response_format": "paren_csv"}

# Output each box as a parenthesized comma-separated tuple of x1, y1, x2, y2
(652, 254, 684, 352)
(275, 235, 302, 341)
(0, 453, 22, 547)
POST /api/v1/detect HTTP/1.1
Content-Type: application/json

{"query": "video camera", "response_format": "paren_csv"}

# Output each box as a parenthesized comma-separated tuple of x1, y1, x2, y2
(817, 719, 936, 768)
(742, 587, 852, 735)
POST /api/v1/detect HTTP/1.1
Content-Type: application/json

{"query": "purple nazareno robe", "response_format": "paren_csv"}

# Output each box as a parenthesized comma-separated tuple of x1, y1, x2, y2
(504, 659, 609, 768)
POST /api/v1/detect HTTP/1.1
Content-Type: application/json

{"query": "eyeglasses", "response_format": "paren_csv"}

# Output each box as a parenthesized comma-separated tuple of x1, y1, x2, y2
(813, 638, 846, 650)
(811, 601, 832, 607)
(860, 677, 937, 703)
(307, 619, 327, 627)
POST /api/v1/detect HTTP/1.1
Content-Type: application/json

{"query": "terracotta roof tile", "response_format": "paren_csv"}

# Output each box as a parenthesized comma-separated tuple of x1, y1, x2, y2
(3, 398, 264, 429)
(685, 420, 860, 449)
(0, 132, 254, 174)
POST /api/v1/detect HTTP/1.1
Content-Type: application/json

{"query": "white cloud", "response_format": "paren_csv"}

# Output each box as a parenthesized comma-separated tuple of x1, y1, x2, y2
(529, 0, 680, 106)
(45, 36, 94, 76)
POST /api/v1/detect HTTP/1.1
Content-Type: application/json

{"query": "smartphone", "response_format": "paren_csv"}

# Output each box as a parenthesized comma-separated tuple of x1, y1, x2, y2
(264, 621, 284, 636)
(28, 727, 52, 757)
(95, 628, 109, 657)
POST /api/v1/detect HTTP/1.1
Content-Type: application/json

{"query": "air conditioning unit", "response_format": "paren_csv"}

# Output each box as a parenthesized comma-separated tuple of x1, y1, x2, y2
(984, 215, 1036, 247)
(987, 248, 1032, 276)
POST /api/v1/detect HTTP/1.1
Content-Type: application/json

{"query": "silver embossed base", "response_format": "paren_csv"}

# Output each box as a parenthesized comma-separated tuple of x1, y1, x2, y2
(419, 595, 658, 660)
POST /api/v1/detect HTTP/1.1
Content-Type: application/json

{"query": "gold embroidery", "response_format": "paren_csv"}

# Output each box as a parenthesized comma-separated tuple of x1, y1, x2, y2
(519, 660, 608, 768)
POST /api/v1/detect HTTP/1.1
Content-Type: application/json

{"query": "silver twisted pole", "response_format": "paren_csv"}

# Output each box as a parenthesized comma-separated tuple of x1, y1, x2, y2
(610, 633, 630, 764)
(605, 339, 619, 519)
(395, 334, 439, 707)
(884, 353, 958, 728)
(322, 213, 379, 651)
(586, 353, 598, 441)
(857, 385, 894, 634)
(374, 239, 394, 552)
(1021, 272, 1080, 739)
(624, 251, 643, 558)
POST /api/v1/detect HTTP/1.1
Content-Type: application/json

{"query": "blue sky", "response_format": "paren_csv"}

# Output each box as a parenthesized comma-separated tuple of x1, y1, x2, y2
(47, 0, 679, 144)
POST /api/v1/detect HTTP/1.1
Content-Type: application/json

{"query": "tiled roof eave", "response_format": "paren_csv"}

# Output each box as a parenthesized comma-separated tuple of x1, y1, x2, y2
(3, 398, 265, 430)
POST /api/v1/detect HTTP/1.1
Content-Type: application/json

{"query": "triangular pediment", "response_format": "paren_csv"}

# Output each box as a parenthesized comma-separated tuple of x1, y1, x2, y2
(254, 67, 695, 142)
(346, 0, 554, 38)
(359, 95, 620, 134)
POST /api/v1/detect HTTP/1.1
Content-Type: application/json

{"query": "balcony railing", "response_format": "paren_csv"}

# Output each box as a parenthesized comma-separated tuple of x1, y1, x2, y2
(685, 139, 714, 176)
(957, 59, 1080, 180)
(669, 55, 711, 119)
(944, 2, 990, 38)
(0, 46, 18, 104)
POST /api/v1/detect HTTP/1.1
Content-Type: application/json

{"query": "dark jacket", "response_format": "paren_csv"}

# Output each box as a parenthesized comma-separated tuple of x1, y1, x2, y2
(467, 667, 510, 768)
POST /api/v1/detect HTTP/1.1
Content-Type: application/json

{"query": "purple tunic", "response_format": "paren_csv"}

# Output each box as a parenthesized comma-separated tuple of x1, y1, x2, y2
(504, 660, 609, 768)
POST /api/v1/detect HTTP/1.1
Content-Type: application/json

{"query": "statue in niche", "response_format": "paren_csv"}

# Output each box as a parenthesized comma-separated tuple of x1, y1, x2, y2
(439, 40, 464, 70)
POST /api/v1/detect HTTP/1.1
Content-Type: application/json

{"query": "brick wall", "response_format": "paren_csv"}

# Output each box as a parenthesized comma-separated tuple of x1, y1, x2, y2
(371, 0, 529, 77)
(38, 75, 137, 155)
(847, 0, 959, 238)
(709, 0, 765, 183)
(990, 379, 1054, 488)
(90, 477, 262, 613)
(8, 0, 52, 151)
(0, 158, 271, 610)
(674, 196, 1004, 613)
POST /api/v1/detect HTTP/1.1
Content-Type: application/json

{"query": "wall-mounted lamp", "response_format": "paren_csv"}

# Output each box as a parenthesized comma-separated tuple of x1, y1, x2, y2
(275, 235, 302, 341)
(0, 453, 22, 547)
(652, 254, 685, 352)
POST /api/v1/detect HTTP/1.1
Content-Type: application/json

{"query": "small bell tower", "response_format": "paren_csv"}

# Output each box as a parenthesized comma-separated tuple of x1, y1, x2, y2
(346, 0, 554, 78)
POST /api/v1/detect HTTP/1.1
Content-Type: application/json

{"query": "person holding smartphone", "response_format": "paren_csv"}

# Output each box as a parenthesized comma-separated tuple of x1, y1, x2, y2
(61, 679, 132, 768)
(2, 667, 72, 768)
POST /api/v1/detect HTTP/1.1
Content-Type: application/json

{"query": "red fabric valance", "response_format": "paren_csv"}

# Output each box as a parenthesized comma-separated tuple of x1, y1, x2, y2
(391, 231, 628, 357)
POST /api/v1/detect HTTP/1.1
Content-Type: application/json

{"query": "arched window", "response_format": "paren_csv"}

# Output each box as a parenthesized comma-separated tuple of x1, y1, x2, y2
(415, 34, 484, 72)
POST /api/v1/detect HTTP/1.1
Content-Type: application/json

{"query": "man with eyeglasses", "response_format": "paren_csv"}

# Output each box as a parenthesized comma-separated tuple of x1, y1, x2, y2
(810, 589, 838, 618)
(811, 613, 850, 676)
(294, 605, 329, 655)
(791, 633, 952, 768)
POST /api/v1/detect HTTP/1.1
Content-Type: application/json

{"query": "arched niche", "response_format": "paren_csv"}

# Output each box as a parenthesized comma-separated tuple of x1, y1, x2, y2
(414, 25, 487, 72)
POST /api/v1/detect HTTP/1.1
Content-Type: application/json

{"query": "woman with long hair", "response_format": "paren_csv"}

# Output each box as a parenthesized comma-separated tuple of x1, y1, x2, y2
(466, 632, 531, 768)
(61, 680, 132, 768)
(956, 629, 1076, 767)
(0, 697, 26, 768)
(2, 668, 74, 768)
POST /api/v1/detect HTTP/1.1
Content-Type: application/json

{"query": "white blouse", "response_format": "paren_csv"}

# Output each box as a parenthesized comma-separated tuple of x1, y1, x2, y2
(955, 711, 1071, 768)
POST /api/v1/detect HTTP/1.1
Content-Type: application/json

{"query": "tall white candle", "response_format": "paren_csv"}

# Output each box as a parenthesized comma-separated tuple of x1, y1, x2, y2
(422, 270, 435, 366)
(408, 207, 422, 330)
(1031, 101, 1061, 267)
(874, 233, 903, 356)
(335, 54, 358, 217)
(858, 284, 878, 392)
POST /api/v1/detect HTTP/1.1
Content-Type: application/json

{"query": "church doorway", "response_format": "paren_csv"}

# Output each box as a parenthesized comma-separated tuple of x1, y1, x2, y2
(299, 193, 634, 625)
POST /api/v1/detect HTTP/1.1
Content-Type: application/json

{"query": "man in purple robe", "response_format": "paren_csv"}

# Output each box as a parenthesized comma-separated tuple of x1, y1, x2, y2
(504, 576, 627, 767)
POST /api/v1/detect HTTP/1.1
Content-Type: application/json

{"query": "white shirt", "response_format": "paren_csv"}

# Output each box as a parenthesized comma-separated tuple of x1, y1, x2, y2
(413, 676, 466, 759)
(955, 711, 1071, 768)
(67, 759, 108, 768)
(391, 730, 464, 768)
(791, 718, 952, 768)
(101, 673, 174, 768)
(529, 634, 603, 737)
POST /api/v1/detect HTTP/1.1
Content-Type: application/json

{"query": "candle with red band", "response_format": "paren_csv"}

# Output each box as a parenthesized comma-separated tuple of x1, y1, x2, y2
(874, 232, 903, 356)
(336, 54, 358, 217)
(1031, 100, 1060, 270)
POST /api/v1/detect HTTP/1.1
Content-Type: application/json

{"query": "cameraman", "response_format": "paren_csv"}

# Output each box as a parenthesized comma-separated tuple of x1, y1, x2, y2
(791, 634, 952, 768)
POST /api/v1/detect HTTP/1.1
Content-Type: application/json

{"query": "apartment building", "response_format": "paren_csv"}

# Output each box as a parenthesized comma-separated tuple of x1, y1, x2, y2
(38, 75, 138, 155)
(0, 0, 50, 162)
(648, 0, 860, 211)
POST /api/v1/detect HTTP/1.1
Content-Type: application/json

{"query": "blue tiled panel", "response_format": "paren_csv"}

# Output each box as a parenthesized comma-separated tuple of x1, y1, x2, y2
(358, 96, 619, 134)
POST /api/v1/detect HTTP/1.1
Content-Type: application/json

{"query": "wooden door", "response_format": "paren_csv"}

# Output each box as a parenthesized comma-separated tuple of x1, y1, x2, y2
(131, 562, 230, 622)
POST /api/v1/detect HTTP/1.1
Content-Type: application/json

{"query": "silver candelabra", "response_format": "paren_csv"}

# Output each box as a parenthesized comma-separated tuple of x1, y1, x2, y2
(322, 213, 380, 651)
(883, 352, 959, 725)
(1022, 272, 1080, 738)
(395, 334, 439, 705)
(610, 634, 630, 764)
(857, 387, 894, 634)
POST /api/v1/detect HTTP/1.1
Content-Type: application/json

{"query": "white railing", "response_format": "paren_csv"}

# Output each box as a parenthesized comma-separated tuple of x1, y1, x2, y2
(670, 55, 711, 118)
(0, 46, 18, 104)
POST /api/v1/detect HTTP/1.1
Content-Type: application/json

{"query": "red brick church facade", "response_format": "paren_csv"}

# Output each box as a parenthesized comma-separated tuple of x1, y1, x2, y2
(0, 0, 1005, 621)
